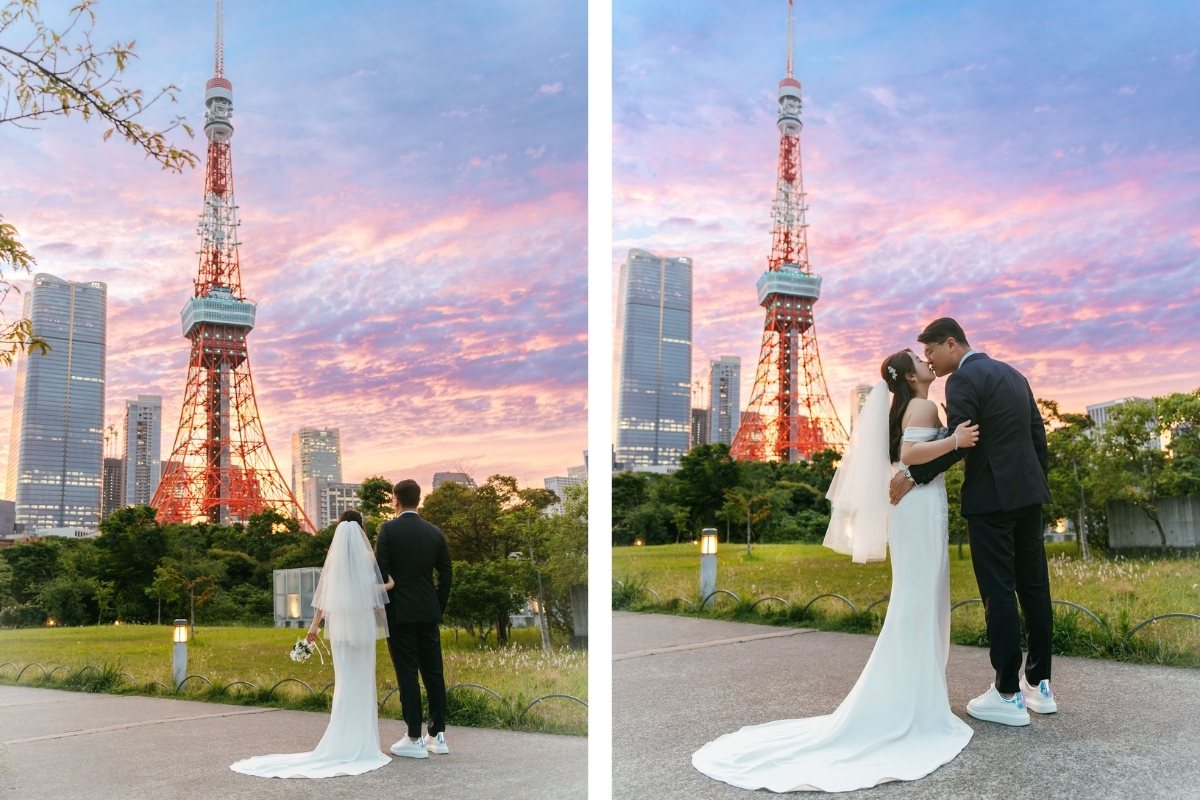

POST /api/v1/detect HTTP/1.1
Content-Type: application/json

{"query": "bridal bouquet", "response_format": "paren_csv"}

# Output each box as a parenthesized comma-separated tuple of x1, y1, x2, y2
(289, 637, 326, 665)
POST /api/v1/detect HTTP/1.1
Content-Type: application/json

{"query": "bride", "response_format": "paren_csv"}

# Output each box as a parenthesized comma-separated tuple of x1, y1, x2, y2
(232, 510, 393, 779)
(692, 349, 980, 793)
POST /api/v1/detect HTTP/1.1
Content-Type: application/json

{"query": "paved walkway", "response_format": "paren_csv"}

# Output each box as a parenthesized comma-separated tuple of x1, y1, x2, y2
(613, 612, 1200, 799)
(0, 685, 586, 799)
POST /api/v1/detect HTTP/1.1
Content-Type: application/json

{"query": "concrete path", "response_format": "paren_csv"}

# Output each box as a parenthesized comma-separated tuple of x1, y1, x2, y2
(0, 685, 586, 799)
(614, 611, 1200, 799)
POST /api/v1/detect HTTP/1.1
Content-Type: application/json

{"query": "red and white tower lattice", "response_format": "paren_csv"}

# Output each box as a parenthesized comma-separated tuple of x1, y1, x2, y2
(151, 0, 312, 530)
(730, 0, 847, 463)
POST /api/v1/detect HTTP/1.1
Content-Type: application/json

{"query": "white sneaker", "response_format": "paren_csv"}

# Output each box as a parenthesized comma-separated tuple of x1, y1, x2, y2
(424, 731, 449, 754)
(391, 736, 428, 758)
(1020, 675, 1057, 714)
(967, 685, 1030, 726)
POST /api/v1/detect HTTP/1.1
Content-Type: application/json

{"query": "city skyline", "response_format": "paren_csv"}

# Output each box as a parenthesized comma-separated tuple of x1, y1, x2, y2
(615, 0, 1200, 425)
(0, 0, 586, 495)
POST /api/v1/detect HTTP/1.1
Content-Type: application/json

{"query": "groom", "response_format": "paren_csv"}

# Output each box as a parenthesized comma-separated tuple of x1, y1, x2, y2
(375, 479, 454, 757)
(890, 317, 1056, 727)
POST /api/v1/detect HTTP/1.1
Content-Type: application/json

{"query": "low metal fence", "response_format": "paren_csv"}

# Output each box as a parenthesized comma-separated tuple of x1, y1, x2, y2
(614, 580, 1200, 638)
(0, 662, 587, 723)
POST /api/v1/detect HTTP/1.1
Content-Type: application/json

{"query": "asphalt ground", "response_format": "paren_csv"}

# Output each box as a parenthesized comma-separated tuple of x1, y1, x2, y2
(0, 685, 586, 799)
(613, 611, 1200, 799)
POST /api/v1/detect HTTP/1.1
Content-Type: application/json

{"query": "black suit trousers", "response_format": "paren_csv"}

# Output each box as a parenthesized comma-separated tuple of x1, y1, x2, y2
(387, 623, 447, 738)
(966, 504, 1053, 693)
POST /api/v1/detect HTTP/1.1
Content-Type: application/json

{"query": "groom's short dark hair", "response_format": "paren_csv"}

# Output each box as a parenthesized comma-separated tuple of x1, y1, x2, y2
(394, 479, 421, 509)
(918, 317, 969, 347)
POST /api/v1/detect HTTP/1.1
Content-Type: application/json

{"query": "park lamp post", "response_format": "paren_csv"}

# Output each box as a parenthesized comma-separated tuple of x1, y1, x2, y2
(172, 619, 189, 688)
(700, 528, 718, 606)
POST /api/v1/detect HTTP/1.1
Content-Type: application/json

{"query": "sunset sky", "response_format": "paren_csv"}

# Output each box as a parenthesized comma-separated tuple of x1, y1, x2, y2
(614, 0, 1200, 424)
(0, 0, 587, 491)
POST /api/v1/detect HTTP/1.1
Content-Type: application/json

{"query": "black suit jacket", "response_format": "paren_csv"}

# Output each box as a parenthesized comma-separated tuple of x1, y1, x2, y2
(374, 512, 453, 625)
(908, 353, 1052, 516)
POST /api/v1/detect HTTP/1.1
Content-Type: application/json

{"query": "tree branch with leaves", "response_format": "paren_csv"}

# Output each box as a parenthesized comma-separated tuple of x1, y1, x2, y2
(0, 0, 196, 362)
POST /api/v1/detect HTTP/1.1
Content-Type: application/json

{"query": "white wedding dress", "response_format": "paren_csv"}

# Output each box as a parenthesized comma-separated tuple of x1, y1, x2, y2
(692, 426, 974, 793)
(232, 521, 391, 779)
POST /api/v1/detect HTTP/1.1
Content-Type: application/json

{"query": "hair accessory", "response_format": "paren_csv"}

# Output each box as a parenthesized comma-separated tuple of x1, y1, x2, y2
(887, 365, 898, 380)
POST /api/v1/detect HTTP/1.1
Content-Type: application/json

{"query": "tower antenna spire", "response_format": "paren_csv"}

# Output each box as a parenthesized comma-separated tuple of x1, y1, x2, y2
(786, 0, 794, 79)
(214, 0, 224, 77)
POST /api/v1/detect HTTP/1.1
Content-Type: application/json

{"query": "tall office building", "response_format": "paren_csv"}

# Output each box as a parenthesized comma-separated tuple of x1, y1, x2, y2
(101, 458, 125, 520)
(5, 274, 107, 533)
(691, 407, 710, 450)
(708, 356, 741, 447)
(123, 395, 162, 506)
(849, 385, 873, 433)
(615, 249, 693, 472)
(290, 428, 342, 520)
(301, 477, 361, 530)
(544, 474, 583, 514)
(432, 472, 476, 490)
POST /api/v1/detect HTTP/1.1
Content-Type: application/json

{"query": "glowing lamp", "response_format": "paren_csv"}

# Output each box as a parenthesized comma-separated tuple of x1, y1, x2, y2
(172, 619, 189, 688)
(700, 527, 718, 606)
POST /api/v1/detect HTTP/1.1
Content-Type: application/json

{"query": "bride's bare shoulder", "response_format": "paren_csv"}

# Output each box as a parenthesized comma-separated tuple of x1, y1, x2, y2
(901, 397, 940, 428)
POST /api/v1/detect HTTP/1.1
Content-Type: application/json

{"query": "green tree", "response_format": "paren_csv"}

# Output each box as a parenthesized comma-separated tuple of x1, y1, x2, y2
(1, 538, 59, 602)
(92, 579, 114, 625)
(674, 443, 741, 531)
(532, 482, 588, 635)
(612, 471, 649, 540)
(1, 0, 196, 363)
(1092, 399, 1171, 552)
(424, 475, 557, 563)
(724, 487, 773, 555)
(0, 556, 14, 607)
(37, 571, 96, 626)
(357, 476, 394, 520)
(1040, 399, 1099, 560)
(94, 505, 171, 621)
(154, 559, 222, 638)
(444, 560, 526, 645)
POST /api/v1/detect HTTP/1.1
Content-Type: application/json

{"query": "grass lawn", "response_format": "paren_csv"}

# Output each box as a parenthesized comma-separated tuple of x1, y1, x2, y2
(0, 625, 586, 735)
(613, 542, 1200, 667)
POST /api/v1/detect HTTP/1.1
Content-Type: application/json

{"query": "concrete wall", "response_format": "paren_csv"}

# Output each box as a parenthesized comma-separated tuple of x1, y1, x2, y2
(1108, 496, 1200, 548)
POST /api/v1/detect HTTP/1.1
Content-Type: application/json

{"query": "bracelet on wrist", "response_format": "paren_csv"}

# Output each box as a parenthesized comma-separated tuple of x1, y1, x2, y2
(952, 433, 959, 450)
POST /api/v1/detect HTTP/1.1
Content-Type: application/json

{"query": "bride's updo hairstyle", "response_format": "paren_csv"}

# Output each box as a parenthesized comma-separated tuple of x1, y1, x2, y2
(881, 350, 918, 464)
(338, 509, 364, 526)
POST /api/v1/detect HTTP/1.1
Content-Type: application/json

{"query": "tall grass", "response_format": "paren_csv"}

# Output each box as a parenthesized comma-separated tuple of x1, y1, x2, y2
(614, 543, 1200, 667)
(0, 625, 586, 735)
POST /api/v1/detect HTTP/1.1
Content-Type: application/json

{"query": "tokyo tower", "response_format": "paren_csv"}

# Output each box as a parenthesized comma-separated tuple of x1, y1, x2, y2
(151, 0, 312, 531)
(730, 0, 847, 463)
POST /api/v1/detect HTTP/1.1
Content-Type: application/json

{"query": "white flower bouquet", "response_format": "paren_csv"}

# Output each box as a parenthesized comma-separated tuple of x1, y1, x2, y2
(289, 637, 327, 665)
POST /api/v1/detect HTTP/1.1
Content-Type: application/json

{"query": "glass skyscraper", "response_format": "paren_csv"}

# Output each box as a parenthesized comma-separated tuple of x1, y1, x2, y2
(709, 355, 742, 446)
(5, 274, 107, 532)
(291, 427, 343, 520)
(123, 395, 162, 506)
(615, 249, 692, 472)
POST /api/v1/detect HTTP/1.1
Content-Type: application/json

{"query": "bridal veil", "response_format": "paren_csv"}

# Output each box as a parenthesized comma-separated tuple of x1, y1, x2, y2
(823, 380, 892, 563)
(311, 521, 390, 645)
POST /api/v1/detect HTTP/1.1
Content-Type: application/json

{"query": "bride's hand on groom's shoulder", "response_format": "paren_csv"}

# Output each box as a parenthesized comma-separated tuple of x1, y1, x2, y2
(953, 420, 980, 449)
